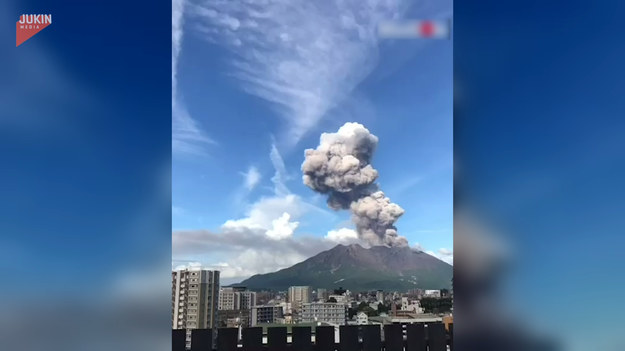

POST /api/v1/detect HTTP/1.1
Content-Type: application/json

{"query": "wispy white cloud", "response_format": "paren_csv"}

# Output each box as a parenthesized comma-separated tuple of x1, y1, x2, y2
(172, 0, 214, 156)
(172, 0, 185, 100)
(224, 143, 306, 240)
(188, 0, 406, 145)
(173, 143, 338, 279)
(240, 165, 261, 191)
(223, 193, 304, 235)
(413, 242, 452, 264)
(172, 103, 216, 156)
(173, 226, 334, 279)
(425, 247, 453, 265)
(229, 141, 334, 233)
(269, 141, 290, 195)
(173, 261, 202, 271)
(438, 247, 452, 256)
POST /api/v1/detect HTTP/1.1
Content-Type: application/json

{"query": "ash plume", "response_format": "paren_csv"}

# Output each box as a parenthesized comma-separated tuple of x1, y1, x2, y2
(302, 122, 408, 247)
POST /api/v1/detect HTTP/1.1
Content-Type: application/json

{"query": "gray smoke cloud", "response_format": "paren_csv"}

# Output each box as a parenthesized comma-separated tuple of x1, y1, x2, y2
(302, 122, 408, 247)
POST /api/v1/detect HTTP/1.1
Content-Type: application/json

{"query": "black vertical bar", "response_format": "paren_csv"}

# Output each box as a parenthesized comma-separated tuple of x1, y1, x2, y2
(427, 323, 446, 351)
(315, 326, 335, 351)
(268, 327, 287, 351)
(361, 325, 381, 351)
(172, 329, 187, 351)
(192, 329, 212, 351)
(242, 327, 263, 351)
(339, 325, 358, 351)
(406, 324, 426, 351)
(384, 324, 403, 351)
(217, 328, 238, 351)
(292, 326, 313, 351)
(448, 324, 453, 351)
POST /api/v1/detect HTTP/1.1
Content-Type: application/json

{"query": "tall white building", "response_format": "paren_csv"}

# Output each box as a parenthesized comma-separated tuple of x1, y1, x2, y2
(288, 286, 311, 311)
(300, 302, 347, 325)
(239, 290, 257, 310)
(172, 269, 220, 331)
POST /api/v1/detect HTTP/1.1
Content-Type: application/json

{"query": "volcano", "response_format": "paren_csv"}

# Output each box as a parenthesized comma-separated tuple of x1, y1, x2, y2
(237, 244, 452, 292)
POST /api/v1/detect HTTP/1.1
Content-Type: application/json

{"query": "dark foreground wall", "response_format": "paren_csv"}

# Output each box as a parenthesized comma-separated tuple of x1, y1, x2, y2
(173, 323, 452, 351)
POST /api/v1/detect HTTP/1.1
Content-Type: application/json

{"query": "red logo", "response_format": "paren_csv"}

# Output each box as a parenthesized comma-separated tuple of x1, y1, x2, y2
(16, 14, 52, 47)
(419, 21, 435, 37)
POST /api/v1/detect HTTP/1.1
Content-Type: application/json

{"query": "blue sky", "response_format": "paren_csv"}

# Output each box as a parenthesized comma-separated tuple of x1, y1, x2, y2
(172, 0, 453, 283)
(454, 1, 625, 349)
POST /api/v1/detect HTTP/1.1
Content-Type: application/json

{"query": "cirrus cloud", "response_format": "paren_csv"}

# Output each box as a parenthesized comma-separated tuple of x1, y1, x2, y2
(240, 165, 261, 191)
(188, 0, 406, 144)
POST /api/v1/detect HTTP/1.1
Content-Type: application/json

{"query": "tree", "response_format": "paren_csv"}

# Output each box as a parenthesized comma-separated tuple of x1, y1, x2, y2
(363, 306, 379, 317)
(334, 287, 346, 295)
(328, 297, 337, 303)
(420, 297, 453, 314)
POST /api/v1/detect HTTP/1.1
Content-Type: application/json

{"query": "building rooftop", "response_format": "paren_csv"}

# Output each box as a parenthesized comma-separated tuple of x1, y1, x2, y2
(368, 313, 442, 324)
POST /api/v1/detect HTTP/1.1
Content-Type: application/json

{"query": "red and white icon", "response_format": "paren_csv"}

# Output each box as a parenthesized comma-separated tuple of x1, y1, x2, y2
(378, 20, 450, 39)
(16, 14, 52, 47)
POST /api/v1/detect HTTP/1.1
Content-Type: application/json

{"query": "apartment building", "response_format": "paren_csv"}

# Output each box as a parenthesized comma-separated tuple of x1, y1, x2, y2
(300, 302, 347, 325)
(218, 286, 257, 310)
(287, 286, 311, 312)
(316, 288, 328, 302)
(172, 269, 220, 333)
(250, 305, 284, 326)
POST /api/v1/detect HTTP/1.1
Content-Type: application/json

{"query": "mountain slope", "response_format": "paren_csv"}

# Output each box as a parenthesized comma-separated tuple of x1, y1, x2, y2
(237, 244, 452, 292)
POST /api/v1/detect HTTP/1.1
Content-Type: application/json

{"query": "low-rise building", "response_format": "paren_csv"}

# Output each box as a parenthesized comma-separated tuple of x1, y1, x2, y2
(401, 297, 424, 314)
(369, 313, 442, 325)
(356, 311, 368, 325)
(251, 305, 284, 326)
(276, 301, 291, 315)
(300, 302, 347, 325)
(217, 309, 251, 328)
(328, 294, 348, 304)
(424, 289, 441, 298)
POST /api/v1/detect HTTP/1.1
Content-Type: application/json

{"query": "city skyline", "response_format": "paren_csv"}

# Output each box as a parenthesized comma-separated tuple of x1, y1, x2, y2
(172, 0, 453, 285)
(171, 271, 452, 330)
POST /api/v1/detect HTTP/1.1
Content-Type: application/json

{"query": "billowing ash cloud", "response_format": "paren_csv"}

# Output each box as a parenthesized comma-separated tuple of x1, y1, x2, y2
(302, 122, 408, 247)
